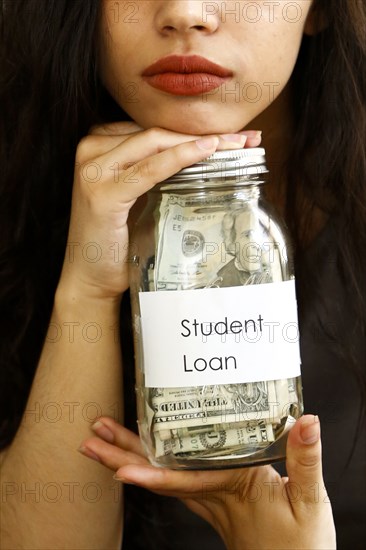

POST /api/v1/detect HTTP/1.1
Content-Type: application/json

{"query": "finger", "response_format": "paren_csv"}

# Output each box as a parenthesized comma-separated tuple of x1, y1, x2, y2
(97, 127, 248, 171)
(90, 417, 144, 457)
(77, 129, 247, 168)
(239, 130, 262, 148)
(218, 134, 247, 149)
(79, 126, 261, 169)
(113, 460, 249, 500)
(97, 137, 221, 203)
(113, 463, 210, 498)
(77, 436, 149, 471)
(79, 122, 144, 160)
(285, 415, 325, 510)
(77, 133, 143, 161)
(89, 121, 143, 136)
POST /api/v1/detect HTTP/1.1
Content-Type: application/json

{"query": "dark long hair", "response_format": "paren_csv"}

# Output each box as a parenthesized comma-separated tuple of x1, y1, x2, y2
(1, 0, 365, 447)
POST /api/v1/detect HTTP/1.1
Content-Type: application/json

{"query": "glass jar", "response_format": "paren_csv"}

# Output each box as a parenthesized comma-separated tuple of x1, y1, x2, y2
(129, 148, 303, 470)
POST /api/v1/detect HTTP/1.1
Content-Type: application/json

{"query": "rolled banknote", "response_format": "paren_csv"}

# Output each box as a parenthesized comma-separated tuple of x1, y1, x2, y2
(150, 380, 279, 434)
(154, 421, 275, 458)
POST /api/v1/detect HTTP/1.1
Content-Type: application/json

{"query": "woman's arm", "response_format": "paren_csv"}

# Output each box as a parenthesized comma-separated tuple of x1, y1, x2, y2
(1, 122, 256, 549)
(1, 289, 124, 549)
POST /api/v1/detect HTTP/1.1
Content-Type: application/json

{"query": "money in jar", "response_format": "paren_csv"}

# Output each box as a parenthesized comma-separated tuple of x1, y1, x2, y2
(129, 148, 304, 469)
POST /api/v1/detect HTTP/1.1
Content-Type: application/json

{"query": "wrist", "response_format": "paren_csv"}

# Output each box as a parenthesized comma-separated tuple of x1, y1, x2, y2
(55, 280, 123, 314)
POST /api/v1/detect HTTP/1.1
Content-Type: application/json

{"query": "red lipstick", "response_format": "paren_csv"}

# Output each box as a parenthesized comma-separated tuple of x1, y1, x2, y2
(141, 55, 233, 96)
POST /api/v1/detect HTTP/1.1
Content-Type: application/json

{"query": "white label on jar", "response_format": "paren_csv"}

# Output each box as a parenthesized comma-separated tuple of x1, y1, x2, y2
(139, 280, 301, 388)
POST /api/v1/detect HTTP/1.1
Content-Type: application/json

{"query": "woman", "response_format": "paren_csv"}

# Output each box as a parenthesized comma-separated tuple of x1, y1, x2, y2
(0, 1, 365, 548)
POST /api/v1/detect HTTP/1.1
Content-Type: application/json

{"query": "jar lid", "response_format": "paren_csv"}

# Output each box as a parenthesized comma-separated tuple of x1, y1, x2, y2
(161, 147, 268, 186)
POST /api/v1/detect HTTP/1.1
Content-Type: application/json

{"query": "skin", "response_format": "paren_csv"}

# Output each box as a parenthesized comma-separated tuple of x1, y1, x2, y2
(69, 1, 336, 548)
(81, 415, 336, 550)
(98, 0, 315, 135)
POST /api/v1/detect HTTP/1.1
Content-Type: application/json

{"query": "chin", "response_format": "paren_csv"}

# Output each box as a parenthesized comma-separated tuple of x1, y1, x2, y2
(128, 107, 248, 135)
(139, 118, 244, 135)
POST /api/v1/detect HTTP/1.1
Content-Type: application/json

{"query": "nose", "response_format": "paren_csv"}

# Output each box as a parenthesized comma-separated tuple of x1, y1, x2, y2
(155, 0, 220, 36)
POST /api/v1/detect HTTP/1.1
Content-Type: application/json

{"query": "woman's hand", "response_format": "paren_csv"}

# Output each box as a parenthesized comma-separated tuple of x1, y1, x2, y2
(57, 122, 262, 301)
(78, 415, 336, 550)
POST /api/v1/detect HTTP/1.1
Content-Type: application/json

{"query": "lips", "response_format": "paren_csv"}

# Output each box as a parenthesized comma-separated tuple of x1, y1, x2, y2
(141, 55, 233, 96)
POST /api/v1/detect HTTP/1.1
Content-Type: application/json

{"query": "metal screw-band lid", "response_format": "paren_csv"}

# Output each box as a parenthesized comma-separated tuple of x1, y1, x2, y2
(161, 147, 268, 187)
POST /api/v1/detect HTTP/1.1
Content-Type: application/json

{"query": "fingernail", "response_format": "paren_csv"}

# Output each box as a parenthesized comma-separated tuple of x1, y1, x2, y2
(113, 474, 124, 482)
(91, 420, 115, 443)
(239, 130, 262, 138)
(219, 133, 247, 143)
(77, 446, 101, 462)
(196, 137, 219, 150)
(113, 473, 135, 485)
(300, 415, 320, 445)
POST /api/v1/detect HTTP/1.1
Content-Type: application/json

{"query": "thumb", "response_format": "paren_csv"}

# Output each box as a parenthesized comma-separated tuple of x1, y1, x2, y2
(285, 415, 324, 506)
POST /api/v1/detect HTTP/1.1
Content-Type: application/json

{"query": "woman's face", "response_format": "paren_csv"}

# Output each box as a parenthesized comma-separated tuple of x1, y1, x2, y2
(98, 0, 313, 134)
